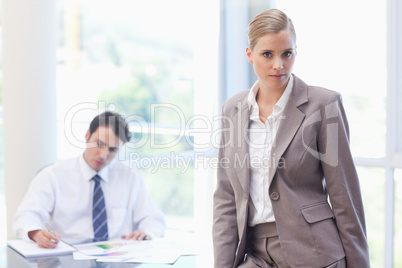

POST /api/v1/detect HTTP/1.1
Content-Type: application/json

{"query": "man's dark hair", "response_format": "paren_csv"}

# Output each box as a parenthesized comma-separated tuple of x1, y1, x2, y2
(88, 111, 132, 143)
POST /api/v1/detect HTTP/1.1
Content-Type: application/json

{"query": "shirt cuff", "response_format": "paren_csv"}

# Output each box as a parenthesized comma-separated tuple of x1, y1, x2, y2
(18, 225, 43, 242)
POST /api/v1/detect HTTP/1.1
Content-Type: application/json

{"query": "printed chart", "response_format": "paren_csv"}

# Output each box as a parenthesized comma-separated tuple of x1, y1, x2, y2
(73, 239, 203, 264)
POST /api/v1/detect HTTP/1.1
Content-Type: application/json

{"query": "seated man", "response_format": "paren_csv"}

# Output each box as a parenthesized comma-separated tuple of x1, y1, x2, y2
(13, 111, 165, 248)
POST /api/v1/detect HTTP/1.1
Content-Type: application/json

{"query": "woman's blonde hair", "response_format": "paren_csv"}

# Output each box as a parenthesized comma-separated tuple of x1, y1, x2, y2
(248, 9, 296, 50)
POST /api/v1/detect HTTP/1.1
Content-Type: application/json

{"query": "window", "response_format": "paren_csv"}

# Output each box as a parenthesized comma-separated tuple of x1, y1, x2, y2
(393, 169, 402, 267)
(57, 0, 219, 233)
(0, 109, 5, 249)
(0, 1, 5, 247)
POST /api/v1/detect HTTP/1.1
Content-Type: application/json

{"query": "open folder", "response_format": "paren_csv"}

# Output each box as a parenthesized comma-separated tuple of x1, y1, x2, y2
(7, 240, 77, 258)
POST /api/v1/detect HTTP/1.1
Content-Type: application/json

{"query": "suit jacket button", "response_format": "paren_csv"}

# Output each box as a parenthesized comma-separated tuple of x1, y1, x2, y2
(270, 192, 280, 201)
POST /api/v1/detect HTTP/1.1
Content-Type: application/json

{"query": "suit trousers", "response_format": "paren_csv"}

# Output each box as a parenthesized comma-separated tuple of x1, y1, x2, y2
(237, 222, 346, 268)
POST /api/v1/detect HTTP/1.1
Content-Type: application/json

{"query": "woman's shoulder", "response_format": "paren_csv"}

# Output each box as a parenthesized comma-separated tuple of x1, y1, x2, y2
(293, 75, 342, 104)
(307, 86, 342, 106)
(221, 89, 249, 113)
(224, 89, 249, 105)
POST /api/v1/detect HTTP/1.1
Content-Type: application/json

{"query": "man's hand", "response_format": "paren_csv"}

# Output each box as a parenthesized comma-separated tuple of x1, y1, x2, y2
(28, 230, 60, 248)
(121, 230, 150, 240)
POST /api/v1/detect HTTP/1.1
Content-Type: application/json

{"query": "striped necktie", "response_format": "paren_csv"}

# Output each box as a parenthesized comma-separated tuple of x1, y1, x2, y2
(92, 174, 108, 240)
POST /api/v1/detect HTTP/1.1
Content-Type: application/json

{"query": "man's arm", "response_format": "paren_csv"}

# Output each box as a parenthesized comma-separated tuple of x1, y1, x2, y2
(128, 168, 165, 239)
(13, 169, 56, 245)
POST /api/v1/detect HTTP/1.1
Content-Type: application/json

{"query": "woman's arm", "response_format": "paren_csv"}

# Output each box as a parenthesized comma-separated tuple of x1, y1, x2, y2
(319, 94, 370, 267)
(213, 109, 240, 268)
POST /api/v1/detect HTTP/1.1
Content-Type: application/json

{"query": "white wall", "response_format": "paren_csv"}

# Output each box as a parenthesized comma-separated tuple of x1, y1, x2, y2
(2, 0, 58, 239)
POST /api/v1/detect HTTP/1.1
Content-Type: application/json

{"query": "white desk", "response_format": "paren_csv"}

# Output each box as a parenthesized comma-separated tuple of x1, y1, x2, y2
(2, 231, 214, 268)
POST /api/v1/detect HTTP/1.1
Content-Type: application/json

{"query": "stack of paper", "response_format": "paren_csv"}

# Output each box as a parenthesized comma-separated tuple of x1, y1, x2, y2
(7, 240, 77, 258)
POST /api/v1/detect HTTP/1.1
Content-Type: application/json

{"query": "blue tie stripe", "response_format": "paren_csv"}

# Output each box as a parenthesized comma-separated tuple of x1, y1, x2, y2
(93, 207, 106, 222)
(92, 175, 108, 240)
(93, 196, 104, 210)
(94, 220, 108, 235)
(94, 185, 102, 196)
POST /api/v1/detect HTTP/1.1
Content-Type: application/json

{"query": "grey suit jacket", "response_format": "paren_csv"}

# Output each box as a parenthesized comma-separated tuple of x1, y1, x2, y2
(213, 74, 370, 268)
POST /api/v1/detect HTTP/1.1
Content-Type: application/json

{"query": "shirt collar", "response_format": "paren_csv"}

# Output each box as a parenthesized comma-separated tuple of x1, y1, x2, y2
(247, 80, 260, 110)
(275, 74, 293, 113)
(79, 154, 110, 182)
(247, 75, 294, 116)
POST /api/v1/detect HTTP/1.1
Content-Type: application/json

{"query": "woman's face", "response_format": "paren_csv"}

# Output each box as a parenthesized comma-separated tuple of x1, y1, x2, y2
(246, 29, 296, 91)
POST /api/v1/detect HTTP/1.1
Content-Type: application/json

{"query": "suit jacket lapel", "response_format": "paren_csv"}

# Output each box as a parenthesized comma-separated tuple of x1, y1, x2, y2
(268, 75, 308, 183)
(233, 99, 251, 195)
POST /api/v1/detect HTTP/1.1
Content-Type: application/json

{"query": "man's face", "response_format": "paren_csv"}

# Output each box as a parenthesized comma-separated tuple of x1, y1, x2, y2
(83, 125, 123, 171)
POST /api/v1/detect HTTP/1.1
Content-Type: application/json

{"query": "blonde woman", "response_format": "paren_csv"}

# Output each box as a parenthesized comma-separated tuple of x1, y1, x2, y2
(213, 9, 370, 268)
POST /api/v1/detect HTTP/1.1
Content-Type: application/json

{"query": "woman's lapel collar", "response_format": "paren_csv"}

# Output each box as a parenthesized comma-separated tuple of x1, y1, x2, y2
(233, 97, 251, 195)
(268, 74, 309, 183)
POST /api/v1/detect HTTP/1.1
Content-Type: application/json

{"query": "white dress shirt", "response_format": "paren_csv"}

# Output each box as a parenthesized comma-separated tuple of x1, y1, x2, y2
(13, 155, 165, 242)
(247, 76, 293, 226)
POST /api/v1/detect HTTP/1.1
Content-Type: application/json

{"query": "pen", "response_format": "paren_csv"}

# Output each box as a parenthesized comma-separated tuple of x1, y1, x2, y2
(45, 222, 59, 245)
(45, 222, 54, 235)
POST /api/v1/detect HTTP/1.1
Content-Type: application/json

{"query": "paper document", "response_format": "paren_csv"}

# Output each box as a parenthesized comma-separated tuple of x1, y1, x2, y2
(97, 253, 180, 264)
(73, 239, 203, 264)
(7, 240, 77, 258)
